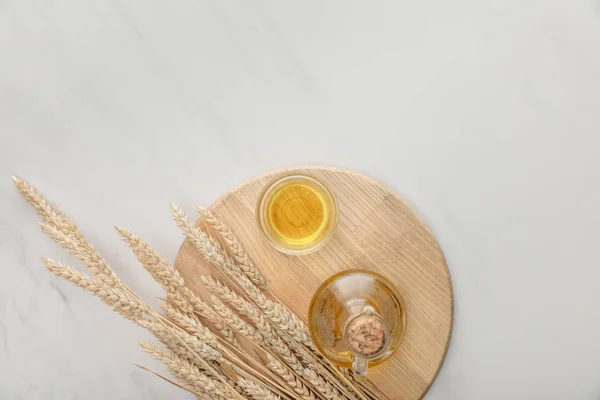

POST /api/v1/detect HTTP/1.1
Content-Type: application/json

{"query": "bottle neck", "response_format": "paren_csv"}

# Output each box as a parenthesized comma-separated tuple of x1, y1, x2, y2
(343, 306, 390, 359)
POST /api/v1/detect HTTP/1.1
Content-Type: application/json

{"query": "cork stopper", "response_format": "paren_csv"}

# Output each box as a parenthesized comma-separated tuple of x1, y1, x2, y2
(345, 314, 389, 358)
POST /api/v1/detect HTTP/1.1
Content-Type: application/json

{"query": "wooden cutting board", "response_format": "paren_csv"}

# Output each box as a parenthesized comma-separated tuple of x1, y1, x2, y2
(174, 166, 453, 400)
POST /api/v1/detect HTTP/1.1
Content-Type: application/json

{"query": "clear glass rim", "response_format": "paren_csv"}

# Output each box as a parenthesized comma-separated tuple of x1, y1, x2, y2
(255, 173, 338, 255)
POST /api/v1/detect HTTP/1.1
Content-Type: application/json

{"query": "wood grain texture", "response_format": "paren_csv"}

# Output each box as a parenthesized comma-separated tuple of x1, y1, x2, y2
(174, 166, 453, 400)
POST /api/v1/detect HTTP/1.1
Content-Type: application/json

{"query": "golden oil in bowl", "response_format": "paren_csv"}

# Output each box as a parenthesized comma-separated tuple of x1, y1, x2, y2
(256, 174, 338, 254)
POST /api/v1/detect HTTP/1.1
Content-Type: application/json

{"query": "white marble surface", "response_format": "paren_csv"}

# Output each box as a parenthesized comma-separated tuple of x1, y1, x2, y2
(1, 1, 600, 399)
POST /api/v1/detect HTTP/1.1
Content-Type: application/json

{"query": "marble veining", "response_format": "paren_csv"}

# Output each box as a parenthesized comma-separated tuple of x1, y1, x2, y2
(1, 1, 600, 399)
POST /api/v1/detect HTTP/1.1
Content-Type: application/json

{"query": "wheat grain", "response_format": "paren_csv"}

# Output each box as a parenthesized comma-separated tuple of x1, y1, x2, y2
(198, 207, 269, 290)
(202, 275, 304, 373)
(196, 215, 368, 400)
(115, 227, 194, 314)
(13, 177, 120, 287)
(139, 320, 223, 363)
(238, 378, 281, 400)
(140, 320, 244, 399)
(241, 276, 314, 350)
(43, 258, 147, 321)
(210, 295, 264, 343)
(266, 353, 316, 400)
(278, 330, 367, 400)
(225, 264, 316, 355)
(227, 273, 314, 351)
(173, 205, 314, 349)
(18, 179, 387, 400)
(275, 328, 351, 400)
(161, 303, 219, 348)
(134, 364, 212, 399)
(171, 204, 243, 277)
(13, 177, 79, 236)
(39, 221, 118, 285)
(303, 368, 344, 400)
(140, 341, 235, 400)
(181, 287, 242, 349)
(181, 204, 314, 351)
(40, 223, 121, 287)
(197, 206, 313, 351)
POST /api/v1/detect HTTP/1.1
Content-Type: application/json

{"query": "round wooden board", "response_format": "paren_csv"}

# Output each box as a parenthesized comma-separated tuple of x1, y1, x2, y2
(174, 166, 453, 400)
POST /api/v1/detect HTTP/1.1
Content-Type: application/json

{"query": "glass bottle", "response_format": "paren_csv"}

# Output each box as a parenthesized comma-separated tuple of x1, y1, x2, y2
(308, 269, 406, 381)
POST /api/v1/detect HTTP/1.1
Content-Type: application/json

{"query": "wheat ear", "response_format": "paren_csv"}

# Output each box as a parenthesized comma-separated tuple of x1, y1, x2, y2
(171, 204, 244, 277)
(202, 275, 303, 374)
(198, 207, 313, 350)
(180, 286, 242, 349)
(13, 177, 120, 287)
(138, 320, 223, 363)
(271, 328, 344, 400)
(238, 378, 281, 400)
(115, 227, 193, 314)
(140, 341, 236, 400)
(173, 204, 313, 350)
(235, 273, 314, 350)
(210, 295, 264, 344)
(161, 303, 219, 348)
(303, 368, 344, 400)
(266, 353, 317, 400)
(278, 331, 367, 400)
(13, 176, 76, 232)
(45, 259, 232, 395)
(205, 273, 343, 400)
(43, 259, 147, 321)
(134, 364, 211, 399)
(198, 206, 269, 290)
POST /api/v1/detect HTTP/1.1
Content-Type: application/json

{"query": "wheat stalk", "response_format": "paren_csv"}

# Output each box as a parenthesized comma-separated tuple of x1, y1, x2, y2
(174, 205, 314, 351)
(238, 378, 281, 400)
(43, 259, 232, 383)
(139, 320, 224, 363)
(303, 368, 344, 400)
(134, 363, 212, 399)
(201, 275, 349, 400)
(190, 208, 360, 400)
(40, 224, 122, 287)
(278, 330, 367, 400)
(210, 295, 264, 344)
(202, 275, 304, 374)
(42, 260, 244, 397)
(16, 178, 388, 400)
(161, 303, 219, 348)
(43, 259, 148, 321)
(171, 204, 245, 277)
(115, 227, 194, 314)
(237, 274, 314, 350)
(266, 354, 317, 400)
(181, 286, 242, 349)
(218, 259, 313, 348)
(198, 207, 269, 290)
(13, 176, 83, 239)
(140, 341, 236, 400)
(13, 177, 121, 287)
